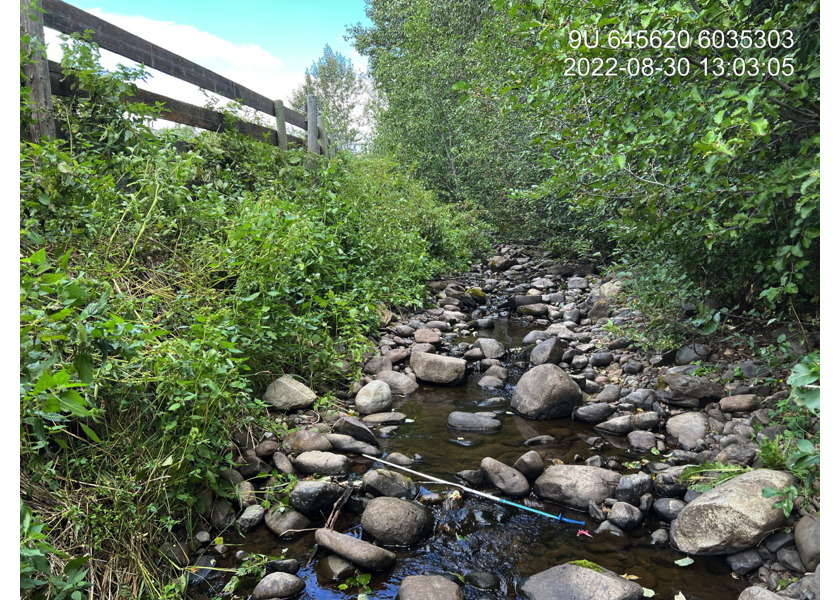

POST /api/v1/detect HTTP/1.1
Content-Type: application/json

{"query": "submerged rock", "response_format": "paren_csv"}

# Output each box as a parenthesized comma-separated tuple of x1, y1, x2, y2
(447, 411, 502, 431)
(398, 575, 464, 599)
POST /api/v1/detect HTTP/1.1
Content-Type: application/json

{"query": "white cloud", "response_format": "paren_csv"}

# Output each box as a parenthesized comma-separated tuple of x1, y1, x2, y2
(42, 9, 305, 126)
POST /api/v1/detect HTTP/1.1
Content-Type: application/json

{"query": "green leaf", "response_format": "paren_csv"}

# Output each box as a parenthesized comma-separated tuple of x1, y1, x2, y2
(79, 423, 101, 443)
(58, 390, 91, 417)
(73, 354, 94, 384)
(674, 557, 694, 567)
(29, 248, 47, 265)
(642, 588, 655, 598)
(750, 118, 769, 136)
(762, 487, 780, 498)
(451, 81, 470, 91)
(614, 154, 626, 169)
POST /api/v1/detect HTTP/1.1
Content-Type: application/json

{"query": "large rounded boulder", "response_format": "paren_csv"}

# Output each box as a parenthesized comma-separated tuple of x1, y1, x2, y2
(520, 563, 644, 600)
(354, 380, 393, 415)
(511, 364, 582, 419)
(360, 497, 434, 546)
(671, 469, 796, 555)
(534, 465, 621, 511)
(410, 352, 466, 385)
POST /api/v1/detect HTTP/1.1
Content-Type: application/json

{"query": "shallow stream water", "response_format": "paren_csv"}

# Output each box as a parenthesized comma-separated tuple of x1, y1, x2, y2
(191, 320, 749, 599)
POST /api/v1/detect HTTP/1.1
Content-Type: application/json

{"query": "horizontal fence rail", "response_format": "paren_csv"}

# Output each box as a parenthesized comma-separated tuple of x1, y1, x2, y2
(23, 0, 332, 154)
(46, 60, 304, 147)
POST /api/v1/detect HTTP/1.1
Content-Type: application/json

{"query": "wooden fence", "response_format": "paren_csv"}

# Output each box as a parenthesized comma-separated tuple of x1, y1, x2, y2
(21, 0, 334, 155)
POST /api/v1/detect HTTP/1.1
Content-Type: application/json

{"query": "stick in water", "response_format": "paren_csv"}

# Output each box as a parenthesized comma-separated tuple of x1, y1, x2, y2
(361, 454, 586, 526)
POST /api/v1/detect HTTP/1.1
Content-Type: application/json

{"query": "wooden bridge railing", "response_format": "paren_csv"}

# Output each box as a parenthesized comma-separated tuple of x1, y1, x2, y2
(21, 0, 334, 155)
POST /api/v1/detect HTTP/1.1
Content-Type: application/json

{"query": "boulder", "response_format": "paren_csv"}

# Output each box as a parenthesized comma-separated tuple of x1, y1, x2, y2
(363, 469, 414, 498)
(608, 502, 644, 529)
(314, 529, 396, 571)
(666, 412, 709, 450)
(360, 497, 434, 546)
(574, 403, 617, 424)
(653, 498, 686, 521)
(512, 364, 582, 419)
(475, 338, 506, 359)
(517, 303, 550, 317)
(663, 373, 725, 401)
(736, 587, 787, 600)
(615, 473, 653, 506)
(590, 351, 614, 367)
(720, 394, 762, 413)
(288, 430, 332, 453)
(397, 575, 464, 600)
(529, 337, 566, 366)
(333, 417, 379, 447)
(627, 430, 657, 452)
(513, 450, 544, 480)
(534, 466, 621, 511)
(520, 563, 644, 600)
(376, 370, 419, 395)
(263, 375, 317, 410)
(237, 504, 265, 532)
(410, 352, 466, 385)
(354, 380, 393, 415)
(265, 506, 311, 539)
(477, 375, 504, 389)
(252, 572, 305, 599)
(291, 451, 348, 476)
(675, 343, 711, 365)
(795, 513, 820, 571)
(289, 481, 344, 514)
(324, 434, 380, 456)
(362, 412, 408, 427)
(670, 469, 797, 555)
(726, 549, 763, 575)
(447, 411, 502, 431)
(480, 457, 530, 497)
(595, 412, 659, 435)
(489, 256, 516, 272)
(363, 355, 393, 375)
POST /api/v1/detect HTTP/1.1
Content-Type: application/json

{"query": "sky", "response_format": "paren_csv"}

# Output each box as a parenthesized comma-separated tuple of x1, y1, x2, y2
(40, 0, 372, 126)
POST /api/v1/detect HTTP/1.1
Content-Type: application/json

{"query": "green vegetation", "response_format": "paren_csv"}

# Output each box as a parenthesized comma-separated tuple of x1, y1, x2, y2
(760, 352, 820, 515)
(354, 0, 819, 323)
(568, 559, 606, 573)
(289, 44, 369, 149)
(20, 35, 487, 598)
(20, 0, 820, 596)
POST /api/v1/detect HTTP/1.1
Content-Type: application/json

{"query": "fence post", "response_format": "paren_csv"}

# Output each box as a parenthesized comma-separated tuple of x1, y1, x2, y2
(317, 115, 328, 157)
(273, 99, 288, 151)
(306, 95, 319, 154)
(21, 0, 56, 142)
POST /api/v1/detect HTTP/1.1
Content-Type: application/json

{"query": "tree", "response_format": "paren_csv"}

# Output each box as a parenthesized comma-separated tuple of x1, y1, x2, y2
(349, 0, 548, 227)
(495, 0, 819, 313)
(289, 45, 365, 149)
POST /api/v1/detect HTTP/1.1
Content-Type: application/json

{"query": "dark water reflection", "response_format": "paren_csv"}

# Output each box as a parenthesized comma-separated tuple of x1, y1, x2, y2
(191, 320, 748, 599)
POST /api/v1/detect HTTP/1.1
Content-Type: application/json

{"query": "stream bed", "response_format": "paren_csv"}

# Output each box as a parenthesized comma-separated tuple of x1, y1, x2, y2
(191, 320, 750, 600)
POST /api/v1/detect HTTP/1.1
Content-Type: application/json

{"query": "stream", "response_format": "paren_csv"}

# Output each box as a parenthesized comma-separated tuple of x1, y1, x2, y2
(190, 320, 749, 600)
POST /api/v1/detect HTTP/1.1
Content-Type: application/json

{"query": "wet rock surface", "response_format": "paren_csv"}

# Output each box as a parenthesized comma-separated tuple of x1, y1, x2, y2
(187, 244, 817, 600)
